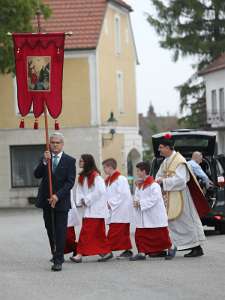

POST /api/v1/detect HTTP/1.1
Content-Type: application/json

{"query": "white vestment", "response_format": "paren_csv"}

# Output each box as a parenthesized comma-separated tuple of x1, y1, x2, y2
(105, 175, 132, 224)
(67, 190, 80, 227)
(76, 175, 109, 219)
(134, 182, 169, 228)
(156, 151, 206, 250)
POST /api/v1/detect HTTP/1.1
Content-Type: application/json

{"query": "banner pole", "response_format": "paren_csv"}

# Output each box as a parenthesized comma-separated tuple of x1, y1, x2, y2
(36, 3, 56, 254)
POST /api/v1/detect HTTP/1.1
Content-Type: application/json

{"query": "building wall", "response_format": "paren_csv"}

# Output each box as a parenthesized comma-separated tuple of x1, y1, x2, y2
(205, 70, 225, 116)
(97, 5, 138, 127)
(0, 5, 143, 207)
(0, 57, 91, 129)
(0, 127, 100, 207)
(204, 71, 225, 154)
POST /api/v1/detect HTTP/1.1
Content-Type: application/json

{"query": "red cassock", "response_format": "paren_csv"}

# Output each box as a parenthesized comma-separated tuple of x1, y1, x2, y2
(64, 227, 77, 254)
(135, 227, 172, 254)
(77, 218, 111, 256)
(107, 223, 132, 251)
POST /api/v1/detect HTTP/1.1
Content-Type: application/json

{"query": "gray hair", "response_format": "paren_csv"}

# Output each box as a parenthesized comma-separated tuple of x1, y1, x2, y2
(50, 132, 64, 142)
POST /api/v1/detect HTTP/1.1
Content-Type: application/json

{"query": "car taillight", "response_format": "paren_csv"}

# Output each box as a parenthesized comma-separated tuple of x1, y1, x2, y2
(214, 215, 223, 220)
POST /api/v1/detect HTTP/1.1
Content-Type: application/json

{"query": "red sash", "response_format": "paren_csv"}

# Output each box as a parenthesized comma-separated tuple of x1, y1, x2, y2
(105, 170, 121, 186)
(78, 170, 99, 188)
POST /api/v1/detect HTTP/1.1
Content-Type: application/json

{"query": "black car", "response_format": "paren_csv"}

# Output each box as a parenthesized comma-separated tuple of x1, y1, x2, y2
(151, 129, 225, 234)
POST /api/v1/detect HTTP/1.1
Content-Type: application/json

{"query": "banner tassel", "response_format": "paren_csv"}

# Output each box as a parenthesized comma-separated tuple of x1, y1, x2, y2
(19, 118, 25, 129)
(55, 119, 60, 130)
(34, 118, 39, 130)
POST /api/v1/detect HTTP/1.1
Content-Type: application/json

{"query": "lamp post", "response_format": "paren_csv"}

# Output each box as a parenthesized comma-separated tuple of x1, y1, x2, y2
(102, 112, 117, 146)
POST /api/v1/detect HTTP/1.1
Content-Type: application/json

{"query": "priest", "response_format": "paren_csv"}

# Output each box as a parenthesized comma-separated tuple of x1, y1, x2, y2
(155, 133, 210, 258)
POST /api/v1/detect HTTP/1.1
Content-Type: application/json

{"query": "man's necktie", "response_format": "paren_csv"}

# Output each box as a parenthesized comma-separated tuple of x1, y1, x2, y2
(52, 155, 59, 173)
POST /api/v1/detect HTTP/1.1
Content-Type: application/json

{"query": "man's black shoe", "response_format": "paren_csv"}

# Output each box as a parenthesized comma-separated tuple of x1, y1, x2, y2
(184, 246, 204, 257)
(51, 264, 62, 271)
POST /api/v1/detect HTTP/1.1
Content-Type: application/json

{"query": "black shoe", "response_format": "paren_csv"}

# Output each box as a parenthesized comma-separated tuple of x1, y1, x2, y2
(51, 264, 62, 271)
(165, 246, 177, 260)
(98, 252, 113, 262)
(148, 251, 167, 258)
(184, 246, 204, 257)
(116, 250, 133, 259)
(129, 253, 146, 261)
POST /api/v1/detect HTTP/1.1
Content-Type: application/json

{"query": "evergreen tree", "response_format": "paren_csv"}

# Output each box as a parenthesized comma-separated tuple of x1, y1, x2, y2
(148, 0, 225, 127)
(0, 0, 51, 74)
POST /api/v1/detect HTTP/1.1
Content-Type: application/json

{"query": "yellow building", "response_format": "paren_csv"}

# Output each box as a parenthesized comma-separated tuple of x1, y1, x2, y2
(0, 0, 142, 207)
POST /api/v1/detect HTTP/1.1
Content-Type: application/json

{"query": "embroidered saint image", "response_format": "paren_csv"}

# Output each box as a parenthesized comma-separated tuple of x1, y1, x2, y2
(27, 56, 51, 91)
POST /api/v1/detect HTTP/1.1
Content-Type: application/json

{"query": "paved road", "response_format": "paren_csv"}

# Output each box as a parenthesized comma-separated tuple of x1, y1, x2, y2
(0, 209, 225, 300)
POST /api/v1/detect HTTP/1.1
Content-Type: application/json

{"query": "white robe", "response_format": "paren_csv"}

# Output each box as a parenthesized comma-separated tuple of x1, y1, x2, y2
(156, 151, 206, 250)
(67, 190, 80, 227)
(75, 175, 109, 219)
(134, 182, 169, 228)
(105, 175, 132, 224)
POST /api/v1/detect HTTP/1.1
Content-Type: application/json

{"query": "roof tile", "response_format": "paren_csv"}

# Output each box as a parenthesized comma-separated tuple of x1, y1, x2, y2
(34, 0, 132, 50)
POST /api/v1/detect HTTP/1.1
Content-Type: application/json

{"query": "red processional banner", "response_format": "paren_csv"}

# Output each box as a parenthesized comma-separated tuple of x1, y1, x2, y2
(12, 33, 65, 123)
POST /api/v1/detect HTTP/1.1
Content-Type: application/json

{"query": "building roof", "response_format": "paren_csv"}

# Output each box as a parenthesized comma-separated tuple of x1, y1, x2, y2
(36, 0, 132, 50)
(199, 53, 225, 76)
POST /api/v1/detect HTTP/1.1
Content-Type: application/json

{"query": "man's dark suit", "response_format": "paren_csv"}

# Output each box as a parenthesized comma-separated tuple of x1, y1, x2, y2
(34, 152, 76, 265)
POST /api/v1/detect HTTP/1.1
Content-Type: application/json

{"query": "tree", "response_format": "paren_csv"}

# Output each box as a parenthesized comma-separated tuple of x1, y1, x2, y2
(147, 0, 225, 127)
(0, 0, 51, 74)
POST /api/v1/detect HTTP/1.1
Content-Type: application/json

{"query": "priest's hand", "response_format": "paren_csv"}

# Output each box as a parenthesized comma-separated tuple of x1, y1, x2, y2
(48, 194, 58, 208)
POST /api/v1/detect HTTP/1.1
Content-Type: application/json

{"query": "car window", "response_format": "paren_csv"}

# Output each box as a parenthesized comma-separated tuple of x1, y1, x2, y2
(174, 137, 209, 148)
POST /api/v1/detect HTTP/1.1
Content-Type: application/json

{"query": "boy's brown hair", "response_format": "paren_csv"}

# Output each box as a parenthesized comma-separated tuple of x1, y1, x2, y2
(102, 158, 117, 170)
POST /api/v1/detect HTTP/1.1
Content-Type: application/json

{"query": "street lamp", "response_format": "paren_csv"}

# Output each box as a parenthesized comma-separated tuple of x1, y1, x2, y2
(102, 112, 117, 146)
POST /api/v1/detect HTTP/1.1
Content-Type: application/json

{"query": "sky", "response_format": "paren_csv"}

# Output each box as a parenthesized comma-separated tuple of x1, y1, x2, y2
(127, 0, 195, 117)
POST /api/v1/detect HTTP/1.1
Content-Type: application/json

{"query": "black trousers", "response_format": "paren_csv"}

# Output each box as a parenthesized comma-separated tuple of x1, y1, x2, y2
(43, 208, 68, 264)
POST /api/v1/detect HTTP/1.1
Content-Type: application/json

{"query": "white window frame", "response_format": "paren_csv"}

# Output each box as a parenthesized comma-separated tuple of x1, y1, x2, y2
(13, 77, 34, 115)
(116, 71, 124, 114)
(211, 89, 217, 114)
(115, 15, 121, 55)
(219, 88, 225, 121)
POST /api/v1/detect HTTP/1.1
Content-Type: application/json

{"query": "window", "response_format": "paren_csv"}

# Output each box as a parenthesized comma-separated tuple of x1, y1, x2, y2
(219, 88, 225, 121)
(116, 71, 124, 113)
(10, 144, 45, 188)
(211, 90, 217, 114)
(115, 15, 121, 54)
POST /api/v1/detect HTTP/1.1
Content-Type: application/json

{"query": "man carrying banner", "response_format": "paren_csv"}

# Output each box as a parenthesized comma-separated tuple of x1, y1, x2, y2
(34, 132, 76, 271)
(155, 134, 209, 258)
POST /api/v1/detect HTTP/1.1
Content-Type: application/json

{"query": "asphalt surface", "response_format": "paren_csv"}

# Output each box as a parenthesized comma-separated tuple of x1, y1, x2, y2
(0, 209, 225, 300)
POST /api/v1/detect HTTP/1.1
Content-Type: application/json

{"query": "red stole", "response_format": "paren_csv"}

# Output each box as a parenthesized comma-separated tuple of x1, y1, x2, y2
(78, 171, 99, 188)
(187, 174, 210, 217)
(105, 170, 121, 186)
(137, 176, 155, 190)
